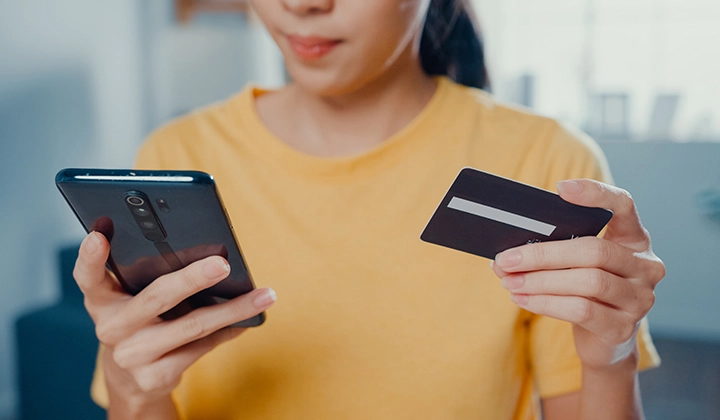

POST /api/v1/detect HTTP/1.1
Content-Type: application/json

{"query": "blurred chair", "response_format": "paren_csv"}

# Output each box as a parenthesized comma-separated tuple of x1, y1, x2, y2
(586, 93, 631, 141)
(14, 243, 105, 420)
(647, 94, 680, 141)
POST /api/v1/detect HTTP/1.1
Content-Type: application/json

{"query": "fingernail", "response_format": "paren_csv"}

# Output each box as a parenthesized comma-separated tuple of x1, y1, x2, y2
(496, 250, 521, 268)
(557, 180, 582, 194)
(85, 232, 101, 254)
(501, 275, 524, 290)
(253, 288, 277, 309)
(511, 294, 529, 306)
(203, 258, 230, 278)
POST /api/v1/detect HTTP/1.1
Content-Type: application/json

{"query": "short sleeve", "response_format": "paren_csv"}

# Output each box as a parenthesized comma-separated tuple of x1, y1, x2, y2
(542, 122, 614, 190)
(530, 317, 660, 398)
(529, 122, 661, 398)
(134, 127, 170, 170)
(90, 345, 109, 408)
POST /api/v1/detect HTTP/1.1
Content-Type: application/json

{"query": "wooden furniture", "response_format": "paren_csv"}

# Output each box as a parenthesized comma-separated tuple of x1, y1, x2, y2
(175, 0, 250, 23)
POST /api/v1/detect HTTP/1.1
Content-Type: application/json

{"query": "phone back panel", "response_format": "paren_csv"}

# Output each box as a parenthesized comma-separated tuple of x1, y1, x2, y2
(56, 168, 263, 327)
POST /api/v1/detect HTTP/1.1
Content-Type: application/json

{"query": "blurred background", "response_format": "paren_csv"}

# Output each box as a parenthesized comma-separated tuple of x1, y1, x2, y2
(0, 0, 718, 419)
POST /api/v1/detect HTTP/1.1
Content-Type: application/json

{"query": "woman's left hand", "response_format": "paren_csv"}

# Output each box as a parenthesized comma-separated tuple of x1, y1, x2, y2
(491, 179, 665, 369)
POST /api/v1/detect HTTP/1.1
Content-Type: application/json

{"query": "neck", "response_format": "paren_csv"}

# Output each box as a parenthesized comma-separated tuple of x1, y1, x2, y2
(258, 52, 438, 158)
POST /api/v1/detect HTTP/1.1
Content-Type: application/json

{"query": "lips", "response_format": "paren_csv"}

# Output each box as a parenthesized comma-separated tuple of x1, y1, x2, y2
(287, 35, 342, 60)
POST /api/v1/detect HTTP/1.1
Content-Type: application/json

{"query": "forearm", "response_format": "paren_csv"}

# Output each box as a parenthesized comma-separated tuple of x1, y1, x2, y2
(579, 349, 644, 420)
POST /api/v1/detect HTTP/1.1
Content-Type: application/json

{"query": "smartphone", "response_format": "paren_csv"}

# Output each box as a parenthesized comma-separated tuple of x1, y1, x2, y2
(55, 168, 264, 327)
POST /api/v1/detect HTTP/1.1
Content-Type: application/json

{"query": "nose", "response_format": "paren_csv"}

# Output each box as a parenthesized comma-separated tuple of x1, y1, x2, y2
(282, 0, 333, 15)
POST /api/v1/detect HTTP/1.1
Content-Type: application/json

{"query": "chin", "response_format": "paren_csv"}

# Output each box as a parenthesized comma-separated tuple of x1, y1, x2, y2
(285, 61, 381, 98)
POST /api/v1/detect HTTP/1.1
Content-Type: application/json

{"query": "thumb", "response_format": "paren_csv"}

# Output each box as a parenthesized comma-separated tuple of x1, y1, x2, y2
(556, 179, 650, 251)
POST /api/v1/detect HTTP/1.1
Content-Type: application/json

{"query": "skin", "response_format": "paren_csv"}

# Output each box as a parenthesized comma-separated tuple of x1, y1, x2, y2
(494, 179, 664, 419)
(72, 0, 665, 418)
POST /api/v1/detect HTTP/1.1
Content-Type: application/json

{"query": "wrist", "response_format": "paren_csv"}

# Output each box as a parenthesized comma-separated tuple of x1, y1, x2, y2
(582, 346, 639, 376)
(106, 387, 178, 420)
(103, 349, 179, 419)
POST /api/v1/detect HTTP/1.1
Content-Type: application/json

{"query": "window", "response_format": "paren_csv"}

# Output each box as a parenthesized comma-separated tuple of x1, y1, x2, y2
(474, 0, 720, 142)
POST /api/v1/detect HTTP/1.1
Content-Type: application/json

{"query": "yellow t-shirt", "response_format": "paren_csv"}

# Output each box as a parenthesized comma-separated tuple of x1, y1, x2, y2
(92, 76, 659, 419)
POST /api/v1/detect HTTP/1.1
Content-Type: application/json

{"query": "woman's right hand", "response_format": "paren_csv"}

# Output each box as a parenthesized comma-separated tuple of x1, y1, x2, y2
(73, 231, 276, 418)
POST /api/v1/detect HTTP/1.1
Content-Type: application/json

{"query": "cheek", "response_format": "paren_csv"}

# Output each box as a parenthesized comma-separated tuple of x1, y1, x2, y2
(250, 0, 282, 32)
(269, 0, 426, 95)
(352, 0, 423, 54)
(321, 2, 423, 85)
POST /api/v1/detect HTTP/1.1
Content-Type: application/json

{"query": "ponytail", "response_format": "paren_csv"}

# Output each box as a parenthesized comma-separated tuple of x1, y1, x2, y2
(420, 0, 489, 90)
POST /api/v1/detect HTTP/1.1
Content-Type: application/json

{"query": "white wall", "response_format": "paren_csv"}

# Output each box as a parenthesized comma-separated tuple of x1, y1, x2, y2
(474, 0, 720, 140)
(601, 143, 720, 340)
(0, 2, 144, 418)
(0, 2, 283, 418)
(143, 1, 285, 127)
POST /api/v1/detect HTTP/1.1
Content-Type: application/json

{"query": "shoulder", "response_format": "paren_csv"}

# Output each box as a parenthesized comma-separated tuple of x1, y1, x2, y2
(135, 87, 252, 170)
(442, 78, 612, 186)
(449, 80, 595, 151)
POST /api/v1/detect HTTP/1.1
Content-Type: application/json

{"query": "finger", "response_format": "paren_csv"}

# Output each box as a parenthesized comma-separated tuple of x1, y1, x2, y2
(494, 236, 639, 278)
(174, 243, 229, 264)
(489, 260, 509, 278)
(500, 268, 640, 311)
(556, 179, 650, 250)
(114, 288, 276, 366)
(110, 256, 233, 335)
(122, 327, 245, 394)
(73, 232, 117, 299)
(510, 294, 636, 344)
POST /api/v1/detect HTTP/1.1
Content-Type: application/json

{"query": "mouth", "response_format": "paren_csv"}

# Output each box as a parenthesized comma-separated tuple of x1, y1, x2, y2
(286, 35, 343, 60)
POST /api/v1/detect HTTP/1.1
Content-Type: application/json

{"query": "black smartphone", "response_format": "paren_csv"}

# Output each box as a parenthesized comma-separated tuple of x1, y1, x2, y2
(55, 168, 264, 327)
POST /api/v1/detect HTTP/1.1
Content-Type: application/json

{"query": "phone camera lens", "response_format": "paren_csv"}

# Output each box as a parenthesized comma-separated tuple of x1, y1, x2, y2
(133, 207, 150, 217)
(140, 221, 156, 229)
(127, 196, 144, 206)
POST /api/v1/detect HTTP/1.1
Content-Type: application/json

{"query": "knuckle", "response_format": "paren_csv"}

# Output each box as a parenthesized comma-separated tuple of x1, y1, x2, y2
(134, 368, 161, 393)
(112, 347, 133, 370)
(651, 260, 666, 284)
(72, 261, 91, 290)
(640, 227, 653, 249)
(615, 324, 637, 344)
(135, 366, 179, 394)
(618, 188, 636, 214)
(529, 275, 545, 294)
(140, 289, 167, 315)
(529, 243, 548, 264)
(536, 296, 551, 313)
(224, 300, 252, 323)
(181, 316, 207, 341)
(158, 366, 181, 390)
(640, 291, 656, 314)
(588, 240, 612, 266)
(573, 299, 594, 324)
(587, 270, 610, 297)
(181, 266, 213, 292)
(95, 322, 114, 345)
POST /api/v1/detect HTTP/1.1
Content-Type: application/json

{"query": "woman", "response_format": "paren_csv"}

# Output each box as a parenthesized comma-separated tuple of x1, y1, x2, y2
(74, 0, 664, 418)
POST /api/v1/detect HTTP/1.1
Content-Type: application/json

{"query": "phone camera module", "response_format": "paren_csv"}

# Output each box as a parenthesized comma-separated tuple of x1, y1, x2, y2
(156, 198, 170, 213)
(133, 207, 150, 217)
(140, 221, 156, 230)
(127, 196, 144, 206)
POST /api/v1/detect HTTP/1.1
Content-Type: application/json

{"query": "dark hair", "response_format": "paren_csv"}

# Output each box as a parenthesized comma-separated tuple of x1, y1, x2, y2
(420, 0, 489, 90)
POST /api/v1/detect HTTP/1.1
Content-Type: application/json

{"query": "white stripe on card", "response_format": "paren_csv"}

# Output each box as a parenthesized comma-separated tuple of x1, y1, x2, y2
(447, 196, 557, 236)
